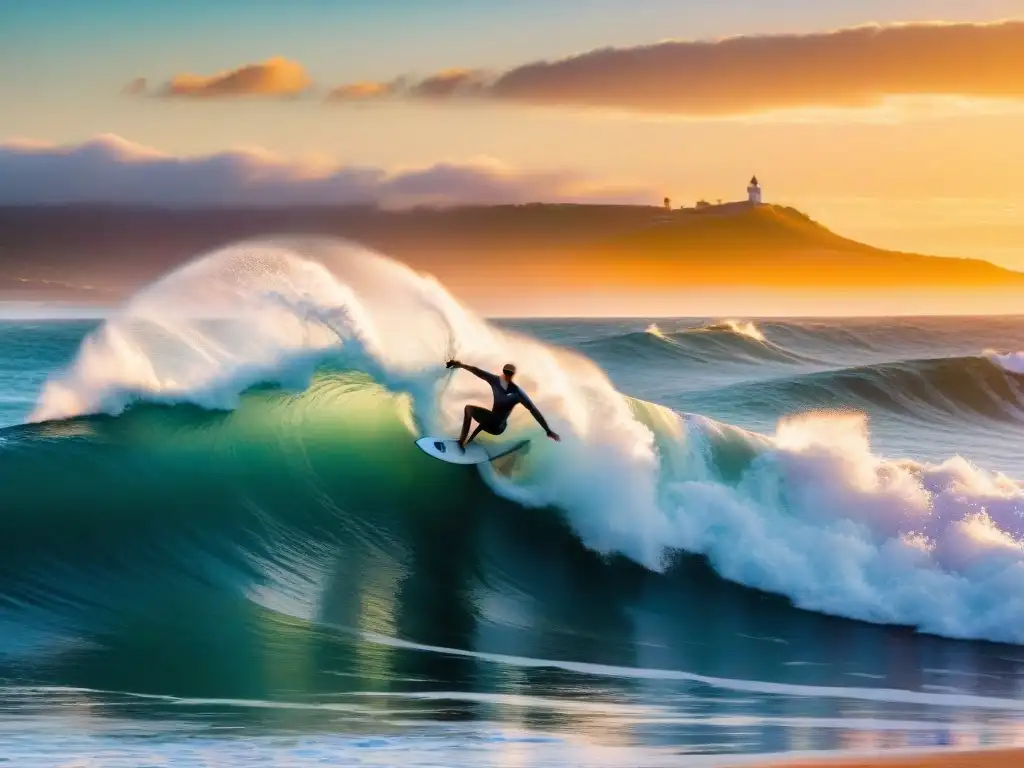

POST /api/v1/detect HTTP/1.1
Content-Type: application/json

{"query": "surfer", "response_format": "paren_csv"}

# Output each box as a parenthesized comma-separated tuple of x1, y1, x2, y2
(445, 359, 561, 451)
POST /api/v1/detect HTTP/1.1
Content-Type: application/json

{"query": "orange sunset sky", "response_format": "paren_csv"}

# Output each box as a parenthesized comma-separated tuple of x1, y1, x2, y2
(1, 1, 1023, 279)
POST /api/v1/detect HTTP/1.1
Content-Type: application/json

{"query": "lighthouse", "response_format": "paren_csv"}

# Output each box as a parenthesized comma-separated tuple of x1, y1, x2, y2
(747, 175, 762, 205)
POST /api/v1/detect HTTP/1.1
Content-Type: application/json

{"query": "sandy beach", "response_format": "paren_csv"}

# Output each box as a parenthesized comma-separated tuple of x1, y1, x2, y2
(743, 748, 1024, 768)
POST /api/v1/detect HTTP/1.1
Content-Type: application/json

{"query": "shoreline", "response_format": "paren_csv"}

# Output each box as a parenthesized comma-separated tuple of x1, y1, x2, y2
(726, 747, 1024, 767)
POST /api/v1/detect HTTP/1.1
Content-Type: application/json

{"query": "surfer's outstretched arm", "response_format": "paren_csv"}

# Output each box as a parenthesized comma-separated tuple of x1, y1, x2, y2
(447, 359, 499, 385)
(520, 391, 561, 441)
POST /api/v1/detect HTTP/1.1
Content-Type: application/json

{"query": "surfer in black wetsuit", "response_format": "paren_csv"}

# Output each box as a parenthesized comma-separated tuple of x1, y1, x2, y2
(445, 359, 561, 451)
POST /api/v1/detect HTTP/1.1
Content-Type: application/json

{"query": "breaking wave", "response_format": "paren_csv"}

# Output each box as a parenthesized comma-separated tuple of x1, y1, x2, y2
(12, 235, 1024, 649)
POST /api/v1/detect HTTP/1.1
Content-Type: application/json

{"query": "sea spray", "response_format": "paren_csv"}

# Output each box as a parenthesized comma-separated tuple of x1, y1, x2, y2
(703, 319, 767, 342)
(660, 410, 1024, 641)
(987, 348, 1024, 375)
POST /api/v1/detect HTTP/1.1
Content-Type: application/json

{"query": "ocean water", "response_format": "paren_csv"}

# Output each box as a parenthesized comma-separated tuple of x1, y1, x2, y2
(3, 236, 1024, 766)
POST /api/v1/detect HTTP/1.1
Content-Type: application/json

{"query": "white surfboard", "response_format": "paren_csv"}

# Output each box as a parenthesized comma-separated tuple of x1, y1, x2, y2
(415, 437, 530, 465)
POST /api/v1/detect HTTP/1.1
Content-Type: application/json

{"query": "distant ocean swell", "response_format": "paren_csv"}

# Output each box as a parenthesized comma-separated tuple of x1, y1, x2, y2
(702, 355, 1024, 424)
(582, 321, 1024, 425)
(579, 320, 819, 366)
(4, 235, 1024, 665)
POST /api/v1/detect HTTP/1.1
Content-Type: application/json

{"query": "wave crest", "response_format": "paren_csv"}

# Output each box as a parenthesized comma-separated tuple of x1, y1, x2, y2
(586, 320, 813, 368)
(666, 410, 1024, 642)
(709, 355, 1024, 425)
(698, 319, 766, 342)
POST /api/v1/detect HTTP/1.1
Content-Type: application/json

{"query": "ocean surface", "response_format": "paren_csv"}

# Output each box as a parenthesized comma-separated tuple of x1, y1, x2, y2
(3, 236, 1024, 766)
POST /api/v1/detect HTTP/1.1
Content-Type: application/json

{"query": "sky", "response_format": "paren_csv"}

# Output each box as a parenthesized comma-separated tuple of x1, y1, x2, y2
(3, 0, 1024, 269)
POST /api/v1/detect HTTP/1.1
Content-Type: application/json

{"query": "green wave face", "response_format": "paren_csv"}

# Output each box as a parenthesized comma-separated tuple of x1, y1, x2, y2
(0, 372, 771, 706)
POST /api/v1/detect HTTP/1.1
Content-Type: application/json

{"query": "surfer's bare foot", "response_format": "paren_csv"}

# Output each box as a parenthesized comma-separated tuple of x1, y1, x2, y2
(456, 440, 466, 453)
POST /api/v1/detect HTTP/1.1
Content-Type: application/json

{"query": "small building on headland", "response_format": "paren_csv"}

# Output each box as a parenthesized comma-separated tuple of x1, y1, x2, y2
(658, 176, 766, 222)
(747, 175, 762, 205)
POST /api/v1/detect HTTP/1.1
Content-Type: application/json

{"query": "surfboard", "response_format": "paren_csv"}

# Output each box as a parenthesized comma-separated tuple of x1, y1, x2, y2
(415, 437, 530, 465)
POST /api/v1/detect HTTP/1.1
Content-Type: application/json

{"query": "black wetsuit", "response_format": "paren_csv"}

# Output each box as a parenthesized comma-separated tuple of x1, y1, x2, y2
(457, 364, 552, 436)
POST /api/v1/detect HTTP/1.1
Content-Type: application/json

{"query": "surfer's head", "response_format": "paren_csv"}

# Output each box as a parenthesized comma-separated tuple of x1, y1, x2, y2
(502, 362, 516, 381)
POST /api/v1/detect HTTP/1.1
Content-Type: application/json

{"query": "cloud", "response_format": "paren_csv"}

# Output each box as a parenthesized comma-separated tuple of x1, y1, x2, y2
(122, 77, 148, 96)
(408, 68, 488, 98)
(327, 80, 399, 102)
(159, 57, 311, 98)
(326, 70, 487, 102)
(328, 20, 1024, 115)
(0, 135, 656, 208)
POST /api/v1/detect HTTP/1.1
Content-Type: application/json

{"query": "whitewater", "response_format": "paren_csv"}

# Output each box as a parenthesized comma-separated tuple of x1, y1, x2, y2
(27, 235, 1024, 646)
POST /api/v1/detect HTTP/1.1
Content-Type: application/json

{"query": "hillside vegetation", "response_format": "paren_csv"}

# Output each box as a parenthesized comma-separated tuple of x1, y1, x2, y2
(577, 204, 1024, 288)
(0, 202, 1021, 298)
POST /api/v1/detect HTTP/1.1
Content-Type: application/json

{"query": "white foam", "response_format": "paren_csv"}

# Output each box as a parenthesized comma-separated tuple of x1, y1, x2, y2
(713, 319, 767, 342)
(31, 237, 1024, 644)
(657, 410, 1024, 643)
(351, 629, 1024, 711)
(31, 237, 482, 421)
(988, 349, 1024, 375)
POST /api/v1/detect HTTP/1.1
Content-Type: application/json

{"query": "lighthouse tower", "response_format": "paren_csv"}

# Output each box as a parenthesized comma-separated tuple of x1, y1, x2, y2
(747, 175, 762, 205)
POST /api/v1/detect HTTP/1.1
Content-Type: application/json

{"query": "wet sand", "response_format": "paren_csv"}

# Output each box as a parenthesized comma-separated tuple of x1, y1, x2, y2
(744, 747, 1024, 767)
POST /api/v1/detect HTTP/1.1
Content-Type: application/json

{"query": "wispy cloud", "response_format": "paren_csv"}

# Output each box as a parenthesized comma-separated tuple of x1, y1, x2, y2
(327, 80, 399, 102)
(326, 69, 488, 103)
(121, 77, 148, 97)
(0, 135, 656, 207)
(409, 68, 488, 98)
(328, 20, 1024, 115)
(129, 57, 312, 99)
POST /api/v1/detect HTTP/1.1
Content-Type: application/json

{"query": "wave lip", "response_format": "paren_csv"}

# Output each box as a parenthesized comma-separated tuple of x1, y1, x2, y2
(693, 319, 766, 342)
(29, 237, 464, 423)
(986, 348, 1024, 375)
